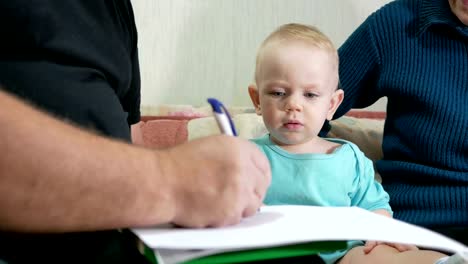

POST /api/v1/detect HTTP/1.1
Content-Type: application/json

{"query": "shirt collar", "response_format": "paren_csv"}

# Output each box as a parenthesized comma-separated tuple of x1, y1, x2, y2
(417, 0, 467, 37)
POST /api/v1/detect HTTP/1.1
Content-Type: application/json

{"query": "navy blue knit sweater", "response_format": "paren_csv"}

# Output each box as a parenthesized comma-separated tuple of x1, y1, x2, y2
(335, 0, 467, 229)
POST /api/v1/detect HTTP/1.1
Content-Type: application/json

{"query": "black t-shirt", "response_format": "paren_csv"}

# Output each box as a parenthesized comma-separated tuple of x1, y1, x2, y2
(0, 1, 145, 263)
(0, 0, 141, 141)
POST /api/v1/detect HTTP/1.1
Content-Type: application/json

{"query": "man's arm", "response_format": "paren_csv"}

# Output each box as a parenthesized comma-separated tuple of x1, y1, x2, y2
(335, 13, 382, 119)
(0, 90, 271, 232)
(0, 90, 175, 232)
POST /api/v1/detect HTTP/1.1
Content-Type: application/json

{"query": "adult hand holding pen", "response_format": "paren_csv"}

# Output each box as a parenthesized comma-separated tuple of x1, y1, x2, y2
(161, 98, 270, 228)
(162, 135, 271, 228)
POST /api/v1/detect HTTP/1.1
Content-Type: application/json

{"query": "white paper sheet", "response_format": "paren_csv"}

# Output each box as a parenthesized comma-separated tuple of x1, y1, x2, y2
(154, 248, 240, 264)
(132, 205, 468, 255)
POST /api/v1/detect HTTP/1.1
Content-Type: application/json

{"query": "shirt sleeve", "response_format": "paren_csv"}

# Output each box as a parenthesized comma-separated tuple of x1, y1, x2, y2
(348, 144, 392, 214)
(123, 48, 141, 125)
(334, 13, 383, 119)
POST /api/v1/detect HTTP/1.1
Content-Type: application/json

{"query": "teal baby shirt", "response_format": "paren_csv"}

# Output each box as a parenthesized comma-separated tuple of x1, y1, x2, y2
(251, 134, 392, 263)
(251, 134, 391, 211)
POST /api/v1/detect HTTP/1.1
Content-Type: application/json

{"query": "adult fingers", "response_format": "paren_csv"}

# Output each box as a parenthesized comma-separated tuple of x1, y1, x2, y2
(363, 241, 378, 254)
(393, 243, 419, 252)
(248, 142, 271, 200)
(242, 189, 264, 218)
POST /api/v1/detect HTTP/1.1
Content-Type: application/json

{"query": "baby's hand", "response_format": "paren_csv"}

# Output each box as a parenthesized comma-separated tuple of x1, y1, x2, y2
(363, 241, 419, 254)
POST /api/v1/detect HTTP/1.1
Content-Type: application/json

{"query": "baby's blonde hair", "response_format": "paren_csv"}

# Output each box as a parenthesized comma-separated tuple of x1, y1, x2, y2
(254, 23, 339, 84)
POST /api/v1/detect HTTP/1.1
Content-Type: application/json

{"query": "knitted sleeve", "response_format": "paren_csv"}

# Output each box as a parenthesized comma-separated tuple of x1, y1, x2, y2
(334, 13, 383, 119)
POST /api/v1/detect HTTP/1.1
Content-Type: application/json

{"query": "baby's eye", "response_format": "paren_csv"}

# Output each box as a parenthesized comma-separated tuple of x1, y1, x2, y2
(304, 92, 318, 98)
(269, 91, 286, 97)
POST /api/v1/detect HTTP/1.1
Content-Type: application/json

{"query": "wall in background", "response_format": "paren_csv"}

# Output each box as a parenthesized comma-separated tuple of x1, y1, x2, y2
(133, 0, 391, 111)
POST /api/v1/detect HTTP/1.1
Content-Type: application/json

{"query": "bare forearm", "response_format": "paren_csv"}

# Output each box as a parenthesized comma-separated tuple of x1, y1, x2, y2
(0, 91, 174, 232)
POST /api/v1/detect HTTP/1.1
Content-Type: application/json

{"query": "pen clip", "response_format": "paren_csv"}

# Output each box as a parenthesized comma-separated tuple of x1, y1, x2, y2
(207, 98, 238, 136)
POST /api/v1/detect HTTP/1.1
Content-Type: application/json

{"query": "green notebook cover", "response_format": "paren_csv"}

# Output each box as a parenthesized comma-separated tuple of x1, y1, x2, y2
(144, 241, 346, 264)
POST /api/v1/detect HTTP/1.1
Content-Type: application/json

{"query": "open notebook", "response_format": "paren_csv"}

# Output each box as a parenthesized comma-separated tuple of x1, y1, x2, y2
(132, 205, 468, 264)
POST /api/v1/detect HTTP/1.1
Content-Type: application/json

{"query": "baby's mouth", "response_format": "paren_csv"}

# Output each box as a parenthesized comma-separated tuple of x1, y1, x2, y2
(283, 121, 303, 130)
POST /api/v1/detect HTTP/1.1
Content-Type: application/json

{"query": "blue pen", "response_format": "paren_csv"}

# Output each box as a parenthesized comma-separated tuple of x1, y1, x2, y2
(207, 98, 238, 136)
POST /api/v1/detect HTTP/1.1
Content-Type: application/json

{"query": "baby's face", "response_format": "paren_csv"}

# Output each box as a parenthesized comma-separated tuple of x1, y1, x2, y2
(254, 42, 339, 147)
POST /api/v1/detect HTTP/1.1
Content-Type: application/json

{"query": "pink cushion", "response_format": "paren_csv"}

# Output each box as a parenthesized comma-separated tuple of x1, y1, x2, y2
(346, 110, 386, 119)
(132, 118, 189, 149)
(132, 111, 386, 149)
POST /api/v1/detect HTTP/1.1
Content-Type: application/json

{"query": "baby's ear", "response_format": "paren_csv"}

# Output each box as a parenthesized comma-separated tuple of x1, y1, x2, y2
(248, 84, 262, 116)
(327, 89, 344, 120)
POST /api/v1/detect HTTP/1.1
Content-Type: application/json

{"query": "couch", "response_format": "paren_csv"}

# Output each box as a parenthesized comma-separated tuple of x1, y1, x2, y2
(131, 105, 386, 181)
